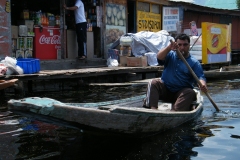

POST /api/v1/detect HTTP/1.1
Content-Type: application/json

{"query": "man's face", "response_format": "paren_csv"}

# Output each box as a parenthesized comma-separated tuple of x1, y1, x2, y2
(176, 39, 190, 57)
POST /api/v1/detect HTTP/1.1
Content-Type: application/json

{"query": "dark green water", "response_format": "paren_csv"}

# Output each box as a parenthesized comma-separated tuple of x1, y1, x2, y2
(0, 80, 240, 160)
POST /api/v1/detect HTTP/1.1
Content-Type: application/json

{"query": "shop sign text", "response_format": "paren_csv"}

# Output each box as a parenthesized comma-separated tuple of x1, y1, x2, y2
(137, 11, 161, 32)
(162, 7, 179, 32)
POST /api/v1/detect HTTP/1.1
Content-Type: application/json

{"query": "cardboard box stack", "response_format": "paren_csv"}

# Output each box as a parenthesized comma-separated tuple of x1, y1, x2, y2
(126, 56, 148, 67)
(12, 10, 35, 59)
(12, 9, 58, 59)
(119, 46, 147, 67)
(118, 36, 148, 67)
(119, 46, 131, 66)
(18, 20, 34, 36)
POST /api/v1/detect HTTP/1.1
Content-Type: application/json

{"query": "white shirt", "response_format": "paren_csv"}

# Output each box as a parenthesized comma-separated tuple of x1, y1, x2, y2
(74, 0, 86, 23)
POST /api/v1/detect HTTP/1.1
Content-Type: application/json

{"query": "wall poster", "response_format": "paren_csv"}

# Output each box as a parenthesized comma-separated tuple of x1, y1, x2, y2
(104, 0, 127, 58)
(202, 22, 231, 64)
(105, 3, 126, 45)
(162, 7, 180, 32)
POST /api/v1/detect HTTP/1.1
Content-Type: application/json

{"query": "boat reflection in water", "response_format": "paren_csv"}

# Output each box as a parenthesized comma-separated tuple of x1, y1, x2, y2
(0, 116, 207, 159)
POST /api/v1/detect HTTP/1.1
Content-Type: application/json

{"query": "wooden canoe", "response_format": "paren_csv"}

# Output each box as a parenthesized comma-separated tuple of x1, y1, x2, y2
(0, 79, 18, 90)
(8, 90, 203, 134)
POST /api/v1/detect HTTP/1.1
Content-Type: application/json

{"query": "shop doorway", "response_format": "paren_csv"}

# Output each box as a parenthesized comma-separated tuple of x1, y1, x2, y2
(127, 1, 136, 33)
(65, 0, 102, 59)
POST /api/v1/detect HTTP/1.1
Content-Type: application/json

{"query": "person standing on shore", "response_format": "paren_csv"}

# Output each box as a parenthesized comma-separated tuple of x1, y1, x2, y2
(143, 33, 207, 111)
(64, 0, 87, 60)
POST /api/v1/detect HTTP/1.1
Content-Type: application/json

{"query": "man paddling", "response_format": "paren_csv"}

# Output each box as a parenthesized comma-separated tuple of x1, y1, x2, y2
(143, 33, 208, 111)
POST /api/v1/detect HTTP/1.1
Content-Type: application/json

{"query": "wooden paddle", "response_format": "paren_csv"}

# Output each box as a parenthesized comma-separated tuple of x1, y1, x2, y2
(170, 40, 220, 112)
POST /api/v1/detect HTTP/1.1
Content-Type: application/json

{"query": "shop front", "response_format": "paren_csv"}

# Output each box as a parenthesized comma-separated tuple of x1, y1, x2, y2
(2, 0, 168, 62)
(103, 0, 164, 59)
(64, 0, 103, 59)
(127, 0, 170, 34)
(103, 0, 127, 58)
(10, 0, 62, 59)
(9, 0, 103, 60)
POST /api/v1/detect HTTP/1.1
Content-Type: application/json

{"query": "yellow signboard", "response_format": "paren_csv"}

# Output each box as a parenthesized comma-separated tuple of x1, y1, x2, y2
(202, 22, 231, 64)
(137, 11, 161, 32)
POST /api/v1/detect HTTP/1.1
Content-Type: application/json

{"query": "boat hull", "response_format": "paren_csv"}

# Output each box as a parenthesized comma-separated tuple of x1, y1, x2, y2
(48, 104, 203, 134)
(8, 92, 203, 134)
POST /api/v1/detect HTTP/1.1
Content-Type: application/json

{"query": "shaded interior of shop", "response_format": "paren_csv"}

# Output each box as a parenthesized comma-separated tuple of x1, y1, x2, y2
(11, 0, 60, 25)
(127, 1, 136, 33)
(11, 0, 101, 59)
(65, 0, 102, 58)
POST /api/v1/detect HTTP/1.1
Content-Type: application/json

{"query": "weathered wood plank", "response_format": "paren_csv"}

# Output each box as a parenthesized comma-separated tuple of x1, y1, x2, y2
(2, 65, 240, 82)
(3, 66, 163, 81)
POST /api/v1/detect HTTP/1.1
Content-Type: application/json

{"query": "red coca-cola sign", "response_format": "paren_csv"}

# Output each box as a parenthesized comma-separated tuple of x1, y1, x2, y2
(39, 35, 61, 44)
(34, 27, 61, 60)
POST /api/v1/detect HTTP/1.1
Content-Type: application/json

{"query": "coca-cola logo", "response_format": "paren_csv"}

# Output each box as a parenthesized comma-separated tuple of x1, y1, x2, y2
(39, 35, 61, 44)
